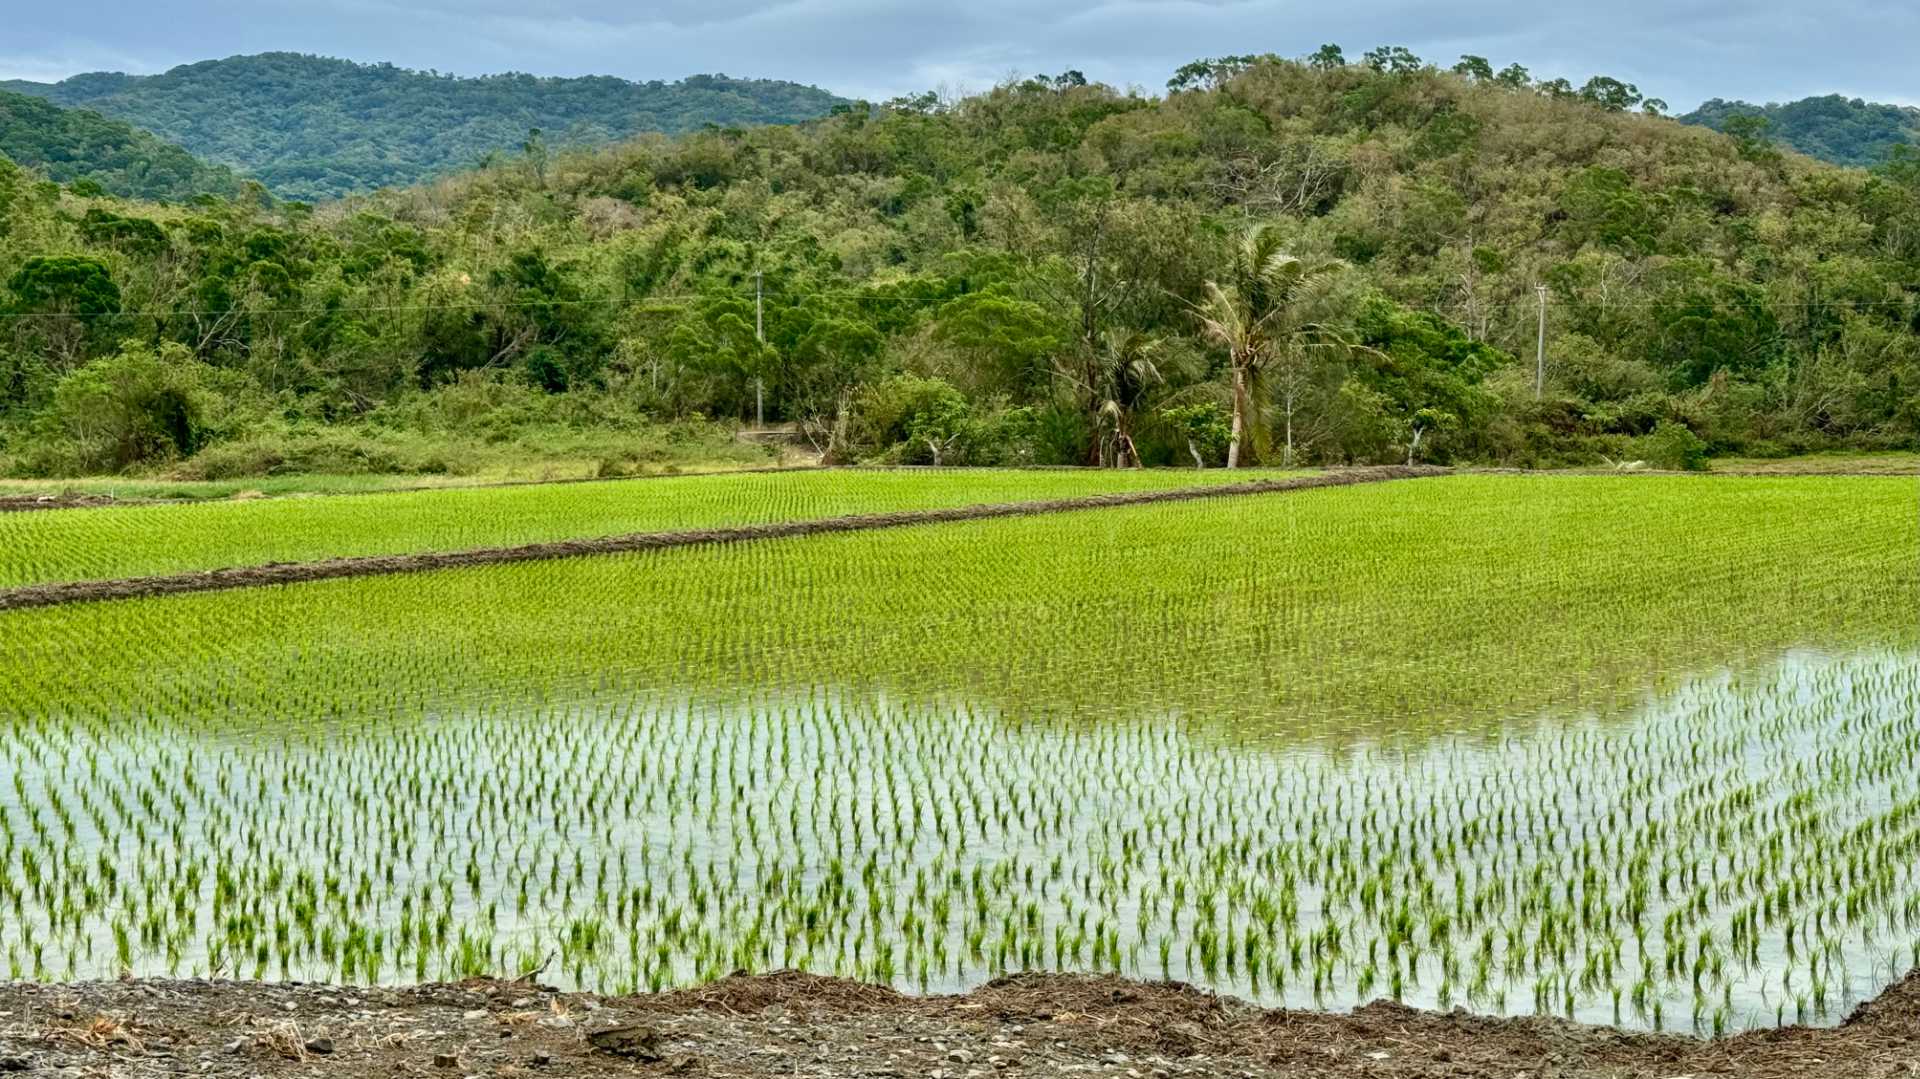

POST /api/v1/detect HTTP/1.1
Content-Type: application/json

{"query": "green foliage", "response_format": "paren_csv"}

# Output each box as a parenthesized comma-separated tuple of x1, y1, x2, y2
(1159, 401, 1232, 466)
(6, 255, 120, 315)
(1167, 54, 1280, 93)
(31, 342, 210, 472)
(932, 291, 1062, 396)
(1558, 168, 1660, 254)
(78, 208, 169, 256)
(1451, 56, 1495, 82)
(1349, 296, 1506, 462)
(1577, 76, 1644, 112)
(2, 53, 848, 200)
(0, 52, 1914, 474)
(0, 89, 238, 200)
(1361, 46, 1424, 74)
(1682, 96, 1920, 167)
(1638, 420, 1709, 471)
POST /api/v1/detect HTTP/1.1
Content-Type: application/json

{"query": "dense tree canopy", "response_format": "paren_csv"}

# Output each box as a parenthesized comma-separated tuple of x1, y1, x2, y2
(2, 53, 849, 201)
(1, 49, 1916, 476)
(1682, 96, 1920, 168)
(0, 90, 240, 201)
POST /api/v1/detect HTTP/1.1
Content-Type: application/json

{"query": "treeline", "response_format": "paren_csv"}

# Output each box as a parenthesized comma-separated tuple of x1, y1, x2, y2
(1, 48, 1918, 478)
(0, 90, 241, 202)
(1682, 96, 1920, 169)
(2, 54, 849, 201)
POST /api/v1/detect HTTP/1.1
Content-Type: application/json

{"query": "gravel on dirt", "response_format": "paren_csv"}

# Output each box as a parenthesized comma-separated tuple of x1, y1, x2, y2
(0, 969, 1916, 1078)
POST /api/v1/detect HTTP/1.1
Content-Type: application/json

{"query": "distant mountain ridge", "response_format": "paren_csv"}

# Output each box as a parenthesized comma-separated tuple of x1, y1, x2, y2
(1, 52, 851, 202)
(1680, 94, 1920, 168)
(0, 89, 240, 201)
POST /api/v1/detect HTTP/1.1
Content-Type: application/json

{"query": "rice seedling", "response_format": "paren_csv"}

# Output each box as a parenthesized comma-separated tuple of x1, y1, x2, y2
(0, 467, 1305, 589)
(0, 473, 1912, 1034)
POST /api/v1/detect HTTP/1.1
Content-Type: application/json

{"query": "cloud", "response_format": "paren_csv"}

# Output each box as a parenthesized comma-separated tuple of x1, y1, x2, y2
(5, 0, 1917, 111)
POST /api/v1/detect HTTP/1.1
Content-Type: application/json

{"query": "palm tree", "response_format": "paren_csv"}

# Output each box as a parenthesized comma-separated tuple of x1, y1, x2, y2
(1093, 330, 1164, 468)
(1191, 226, 1346, 467)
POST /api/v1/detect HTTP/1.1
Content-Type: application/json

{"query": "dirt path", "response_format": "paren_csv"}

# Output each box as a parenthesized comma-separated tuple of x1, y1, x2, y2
(1, 970, 1916, 1078)
(0, 466, 1445, 611)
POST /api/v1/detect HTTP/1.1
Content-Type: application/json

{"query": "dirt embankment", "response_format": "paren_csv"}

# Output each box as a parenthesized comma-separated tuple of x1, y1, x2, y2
(0, 494, 121, 513)
(0, 466, 1446, 612)
(2, 970, 1917, 1078)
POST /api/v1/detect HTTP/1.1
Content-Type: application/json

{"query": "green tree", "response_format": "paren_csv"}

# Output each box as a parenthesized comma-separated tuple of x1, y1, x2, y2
(1190, 225, 1347, 467)
(786, 305, 884, 461)
(1578, 76, 1643, 112)
(1452, 56, 1495, 82)
(1089, 330, 1164, 468)
(1349, 296, 1505, 463)
(6, 255, 121, 369)
(933, 291, 1061, 398)
(1723, 114, 1782, 165)
(1307, 45, 1346, 71)
(1361, 46, 1423, 74)
(521, 128, 548, 185)
(1159, 402, 1231, 468)
(667, 293, 775, 419)
(37, 342, 210, 471)
(1168, 56, 1269, 93)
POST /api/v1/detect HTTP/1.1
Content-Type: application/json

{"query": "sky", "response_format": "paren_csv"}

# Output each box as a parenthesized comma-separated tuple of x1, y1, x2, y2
(1, 0, 1915, 111)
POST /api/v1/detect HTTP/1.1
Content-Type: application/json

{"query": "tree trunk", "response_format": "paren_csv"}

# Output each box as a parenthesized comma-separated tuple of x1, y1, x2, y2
(927, 438, 943, 467)
(1226, 361, 1247, 469)
(1283, 404, 1295, 468)
(1114, 411, 1139, 469)
(1187, 438, 1205, 469)
(822, 390, 852, 465)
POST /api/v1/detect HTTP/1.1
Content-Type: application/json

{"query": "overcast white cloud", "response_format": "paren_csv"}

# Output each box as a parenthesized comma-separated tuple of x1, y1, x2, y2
(2, 0, 1915, 110)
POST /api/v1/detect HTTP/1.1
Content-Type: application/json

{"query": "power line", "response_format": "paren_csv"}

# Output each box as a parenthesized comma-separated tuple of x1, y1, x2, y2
(0, 289, 1914, 321)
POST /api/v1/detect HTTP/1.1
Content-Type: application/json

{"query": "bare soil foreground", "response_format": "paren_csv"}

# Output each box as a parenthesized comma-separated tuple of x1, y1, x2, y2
(1, 972, 1916, 1079)
(0, 466, 1445, 611)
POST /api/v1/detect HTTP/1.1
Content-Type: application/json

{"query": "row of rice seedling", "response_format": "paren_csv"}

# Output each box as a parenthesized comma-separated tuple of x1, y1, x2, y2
(0, 654, 1912, 1031)
(0, 474, 1913, 1032)
(0, 467, 1305, 589)
(3, 476, 1907, 732)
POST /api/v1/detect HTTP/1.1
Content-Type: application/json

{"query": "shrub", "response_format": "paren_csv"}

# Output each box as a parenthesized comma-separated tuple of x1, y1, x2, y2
(1637, 421, 1709, 471)
(32, 343, 214, 473)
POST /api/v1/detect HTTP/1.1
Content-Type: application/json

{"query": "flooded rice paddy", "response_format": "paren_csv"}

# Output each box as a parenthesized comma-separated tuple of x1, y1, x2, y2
(0, 475, 1914, 1034)
(1, 649, 1915, 1034)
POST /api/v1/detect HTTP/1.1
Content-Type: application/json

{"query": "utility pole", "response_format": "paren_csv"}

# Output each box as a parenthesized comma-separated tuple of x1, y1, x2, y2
(753, 270, 765, 428)
(1533, 284, 1548, 400)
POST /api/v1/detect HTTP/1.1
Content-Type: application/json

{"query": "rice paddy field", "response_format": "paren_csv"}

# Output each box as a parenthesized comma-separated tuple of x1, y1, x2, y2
(0, 467, 1303, 588)
(0, 470, 1914, 1036)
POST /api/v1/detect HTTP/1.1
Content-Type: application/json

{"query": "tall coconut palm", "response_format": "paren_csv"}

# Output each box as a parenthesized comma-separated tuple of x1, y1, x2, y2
(1191, 226, 1346, 467)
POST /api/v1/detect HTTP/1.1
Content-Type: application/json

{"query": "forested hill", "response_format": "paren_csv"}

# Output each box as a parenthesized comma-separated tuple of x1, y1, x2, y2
(0, 90, 240, 201)
(2, 51, 1917, 479)
(1681, 95, 1920, 168)
(0, 53, 849, 201)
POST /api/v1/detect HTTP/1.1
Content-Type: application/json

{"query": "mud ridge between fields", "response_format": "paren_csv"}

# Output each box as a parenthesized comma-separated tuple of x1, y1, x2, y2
(0, 461, 1261, 514)
(0, 494, 122, 513)
(0, 464, 836, 513)
(0, 466, 1446, 611)
(4, 969, 1918, 1078)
